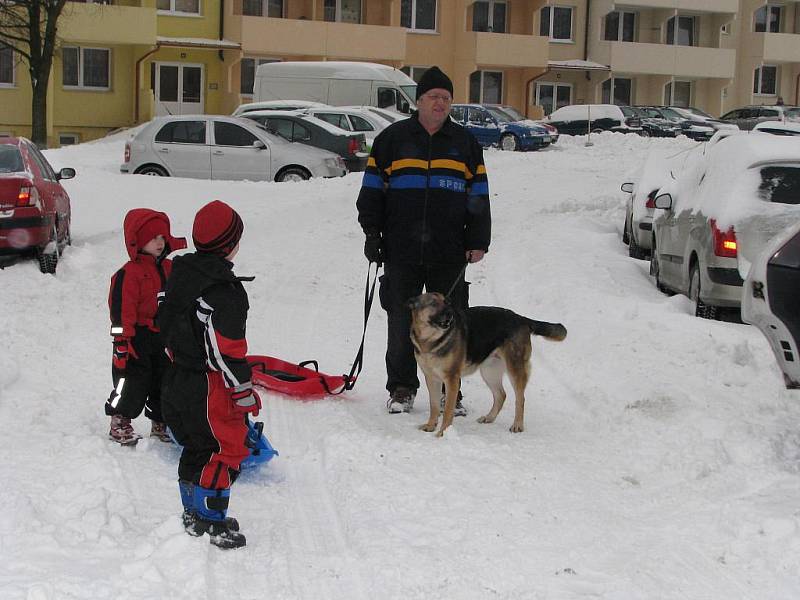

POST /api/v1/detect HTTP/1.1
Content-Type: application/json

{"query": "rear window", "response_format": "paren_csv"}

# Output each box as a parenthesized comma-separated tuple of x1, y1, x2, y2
(620, 106, 636, 117)
(0, 145, 24, 173)
(155, 121, 206, 144)
(759, 166, 800, 204)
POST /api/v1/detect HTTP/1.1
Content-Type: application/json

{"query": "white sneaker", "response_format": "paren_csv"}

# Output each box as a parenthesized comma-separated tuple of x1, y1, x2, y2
(440, 393, 467, 417)
(387, 387, 415, 414)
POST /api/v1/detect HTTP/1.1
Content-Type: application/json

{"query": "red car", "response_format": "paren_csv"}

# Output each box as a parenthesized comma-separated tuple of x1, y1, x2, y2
(0, 137, 75, 273)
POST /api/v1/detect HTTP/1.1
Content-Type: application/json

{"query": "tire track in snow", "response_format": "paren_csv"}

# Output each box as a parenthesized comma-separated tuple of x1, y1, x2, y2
(267, 396, 370, 600)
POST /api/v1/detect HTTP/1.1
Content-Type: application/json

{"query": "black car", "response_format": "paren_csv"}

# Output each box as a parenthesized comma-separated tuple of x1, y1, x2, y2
(629, 107, 681, 137)
(742, 221, 800, 389)
(240, 111, 368, 172)
(636, 106, 715, 141)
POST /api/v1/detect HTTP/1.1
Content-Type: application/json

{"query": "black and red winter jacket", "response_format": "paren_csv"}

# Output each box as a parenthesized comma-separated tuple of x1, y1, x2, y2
(108, 209, 187, 338)
(158, 252, 254, 390)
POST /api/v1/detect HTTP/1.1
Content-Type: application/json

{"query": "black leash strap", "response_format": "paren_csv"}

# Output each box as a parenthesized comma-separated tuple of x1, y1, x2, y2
(324, 261, 379, 395)
(444, 261, 469, 300)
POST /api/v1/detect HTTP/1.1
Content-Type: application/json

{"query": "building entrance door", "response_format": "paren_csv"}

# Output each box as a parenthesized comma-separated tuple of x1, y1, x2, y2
(155, 63, 203, 116)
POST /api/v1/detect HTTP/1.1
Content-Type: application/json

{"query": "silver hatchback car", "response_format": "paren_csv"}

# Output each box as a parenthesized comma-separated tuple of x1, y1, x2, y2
(651, 133, 800, 319)
(120, 115, 347, 182)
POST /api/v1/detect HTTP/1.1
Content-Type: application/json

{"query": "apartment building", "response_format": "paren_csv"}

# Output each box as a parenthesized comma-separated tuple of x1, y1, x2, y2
(2, 0, 800, 146)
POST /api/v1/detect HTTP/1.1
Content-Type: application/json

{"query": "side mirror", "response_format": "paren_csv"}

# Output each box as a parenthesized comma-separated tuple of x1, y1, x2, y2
(399, 100, 410, 114)
(57, 167, 76, 181)
(620, 182, 634, 193)
(253, 140, 266, 150)
(654, 193, 673, 210)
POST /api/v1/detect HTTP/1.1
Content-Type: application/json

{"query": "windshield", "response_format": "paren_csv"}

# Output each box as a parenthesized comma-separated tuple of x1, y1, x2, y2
(400, 86, 417, 112)
(784, 108, 800, 121)
(620, 106, 636, 117)
(499, 106, 525, 121)
(659, 107, 683, 120)
(686, 107, 712, 118)
(486, 107, 513, 123)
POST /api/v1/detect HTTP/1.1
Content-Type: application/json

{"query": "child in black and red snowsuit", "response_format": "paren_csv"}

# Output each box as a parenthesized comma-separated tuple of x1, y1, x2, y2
(159, 200, 259, 550)
(106, 209, 187, 445)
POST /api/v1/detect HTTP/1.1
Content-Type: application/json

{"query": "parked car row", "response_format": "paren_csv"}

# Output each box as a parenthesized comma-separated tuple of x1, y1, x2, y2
(450, 104, 554, 151)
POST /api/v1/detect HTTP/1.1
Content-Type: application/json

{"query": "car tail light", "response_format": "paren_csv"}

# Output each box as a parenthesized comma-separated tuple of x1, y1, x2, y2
(347, 137, 359, 156)
(645, 191, 657, 209)
(124, 142, 131, 163)
(17, 185, 40, 208)
(710, 219, 737, 258)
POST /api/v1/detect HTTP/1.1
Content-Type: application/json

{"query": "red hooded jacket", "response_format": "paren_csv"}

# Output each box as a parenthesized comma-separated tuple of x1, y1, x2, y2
(109, 209, 187, 338)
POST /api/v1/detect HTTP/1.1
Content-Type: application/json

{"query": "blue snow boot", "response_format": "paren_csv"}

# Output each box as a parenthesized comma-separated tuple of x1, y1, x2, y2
(179, 480, 239, 535)
(190, 485, 246, 549)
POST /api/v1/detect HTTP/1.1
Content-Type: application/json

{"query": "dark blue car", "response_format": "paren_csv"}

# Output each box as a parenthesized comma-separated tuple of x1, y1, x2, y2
(450, 104, 552, 151)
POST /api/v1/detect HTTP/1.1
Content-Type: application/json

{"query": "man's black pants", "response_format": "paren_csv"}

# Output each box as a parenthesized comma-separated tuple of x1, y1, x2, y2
(379, 262, 468, 393)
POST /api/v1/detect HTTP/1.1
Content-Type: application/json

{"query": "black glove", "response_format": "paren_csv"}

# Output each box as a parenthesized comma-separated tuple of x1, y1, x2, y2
(364, 232, 384, 266)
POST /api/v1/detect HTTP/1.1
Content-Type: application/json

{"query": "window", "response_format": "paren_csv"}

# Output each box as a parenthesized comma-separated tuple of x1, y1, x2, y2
(349, 115, 373, 132)
(214, 122, 259, 146)
(760, 108, 780, 118)
(754, 65, 777, 95)
(315, 113, 351, 130)
(58, 133, 80, 146)
(601, 77, 632, 105)
(240, 58, 278, 95)
(604, 11, 635, 42)
(264, 118, 311, 142)
(664, 81, 691, 107)
(27, 143, 57, 180)
(157, 0, 200, 14)
(400, 66, 429, 83)
(62, 47, 110, 89)
(754, 5, 781, 33)
(324, 0, 361, 22)
(450, 105, 466, 121)
(666, 16, 694, 46)
(242, 0, 282, 16)
(0, 46, 14, 86)
(155, 120, 207, 144)
(535, 82, 571, 115)
(469, 70, 502, 104)
(540, 6, 573, 41)
(401, 0, 436, 31)
(0, 146, 24, 174)
(758, 166, 800, 204)
(472, 0, 506, 33)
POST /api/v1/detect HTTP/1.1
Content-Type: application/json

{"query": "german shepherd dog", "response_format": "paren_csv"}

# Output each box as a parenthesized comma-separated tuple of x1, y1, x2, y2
(409, 293, 567, 437)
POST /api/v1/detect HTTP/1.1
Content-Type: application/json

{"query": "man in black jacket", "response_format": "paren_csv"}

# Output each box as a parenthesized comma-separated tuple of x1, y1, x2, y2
(356, 66, 492, 414)
(160, 200, 258, 549)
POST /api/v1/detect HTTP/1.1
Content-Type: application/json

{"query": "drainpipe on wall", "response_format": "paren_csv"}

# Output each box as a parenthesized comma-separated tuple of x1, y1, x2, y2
(525, 71, 550, 118)
(584, 0, 591, 81)
(219, 0, 225, 62)
(796, 71, 800, 106)
(134, 45, 161, 124)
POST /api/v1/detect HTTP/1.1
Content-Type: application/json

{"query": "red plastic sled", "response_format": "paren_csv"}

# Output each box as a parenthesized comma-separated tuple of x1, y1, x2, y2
(247, 355, 353, 399)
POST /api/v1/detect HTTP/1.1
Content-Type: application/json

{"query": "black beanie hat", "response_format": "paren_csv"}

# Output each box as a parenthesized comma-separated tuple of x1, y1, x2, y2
(415, 66, 454, 100)
(192, 200, 244, 256)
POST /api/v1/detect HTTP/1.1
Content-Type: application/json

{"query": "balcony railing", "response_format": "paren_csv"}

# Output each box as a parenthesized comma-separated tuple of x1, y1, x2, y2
(461, 31, 549, 69)
(603, 0, 738, 13)
(59, 2, 157, 44)
(226, 16, 406, 61)
(597, 41, 736, 78)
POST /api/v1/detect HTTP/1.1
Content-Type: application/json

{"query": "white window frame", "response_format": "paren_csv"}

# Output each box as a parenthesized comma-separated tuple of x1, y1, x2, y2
(540, 5, 574, 43)
(401, 0, 437, 32)
(754, 4, 782, 33)
(0, 45, 15, 87)
(665, 15, 696, 46)
(400, 65, 430, 83)
(604, 10, 636, 42)
(472, 0, 507, 33)
(754, 65, 778, 96)
(240, 57, 279, 96)
(601, 77, 633, 105)
(241, 0, 283, 17)
(323, 0, 362, 23)
(664, 80, 692, 106)
(535, 81, 573, 115)
(58, 133, 80, 146)
(62, 46, 111, 91)
(157, 0, 202, 17)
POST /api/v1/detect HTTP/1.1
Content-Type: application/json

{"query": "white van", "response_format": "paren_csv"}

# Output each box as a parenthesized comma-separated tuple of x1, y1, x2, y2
(253, 61, 417, 115)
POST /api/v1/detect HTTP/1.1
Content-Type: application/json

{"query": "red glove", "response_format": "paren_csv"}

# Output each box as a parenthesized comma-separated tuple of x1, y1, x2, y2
(112, 337, 137, 370)
(231, 387, 261, 417)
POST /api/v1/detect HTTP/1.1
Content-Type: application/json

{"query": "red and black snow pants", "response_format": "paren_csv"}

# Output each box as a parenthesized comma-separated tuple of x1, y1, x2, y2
(105, 327, 169, 421)
(162, 366, 249, 488)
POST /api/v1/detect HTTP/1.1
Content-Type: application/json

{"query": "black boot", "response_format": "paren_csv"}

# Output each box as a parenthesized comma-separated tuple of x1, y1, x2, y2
(191, 485, 246, 549)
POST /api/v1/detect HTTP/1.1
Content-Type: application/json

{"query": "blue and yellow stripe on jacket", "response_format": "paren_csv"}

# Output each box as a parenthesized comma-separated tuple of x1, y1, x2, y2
(361, 156, 488, 198)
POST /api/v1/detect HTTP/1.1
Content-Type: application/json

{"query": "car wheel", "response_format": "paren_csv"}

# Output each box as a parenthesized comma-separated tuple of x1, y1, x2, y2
(136, 165, 168, 176)
(37, 223, 58, 274)
(276, 167, 311, 182)
(689, 262, 717, 319)
(628, 228, 648, 260)
(500, 134, 519, 151)
(650, 239, 673, 295)
(591, 128, 605, 134)
(639, 129, 651, 137)
(622, 213, 630, 246)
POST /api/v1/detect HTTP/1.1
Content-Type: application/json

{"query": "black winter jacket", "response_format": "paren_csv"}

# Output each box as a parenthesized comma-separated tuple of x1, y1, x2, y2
(158, 253, 253, 389)
(356, 112, 491, 265)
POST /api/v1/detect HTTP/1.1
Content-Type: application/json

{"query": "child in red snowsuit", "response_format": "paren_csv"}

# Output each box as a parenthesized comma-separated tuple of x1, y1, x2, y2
(106, 208, 186, 444)
(159, 200, 258, 549)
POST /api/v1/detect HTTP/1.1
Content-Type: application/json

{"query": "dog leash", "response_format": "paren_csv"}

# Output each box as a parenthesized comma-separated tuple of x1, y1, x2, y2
(444, 261, 469, 300)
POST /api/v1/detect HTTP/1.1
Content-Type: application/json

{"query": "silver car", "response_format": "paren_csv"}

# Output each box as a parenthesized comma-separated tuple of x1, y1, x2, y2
(120, 115, 347, 182)
(650, 133, 800, 319)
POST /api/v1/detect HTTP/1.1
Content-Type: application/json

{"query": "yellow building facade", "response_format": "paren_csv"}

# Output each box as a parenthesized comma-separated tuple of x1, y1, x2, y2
(3, 0, 800, 146)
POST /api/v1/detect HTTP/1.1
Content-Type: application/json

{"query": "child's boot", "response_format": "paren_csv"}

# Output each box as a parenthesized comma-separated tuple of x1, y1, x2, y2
(150, 421, 173, 443)
(191, 486, 246, 549)
(179, 480, 239, 534)
(109, 415, 140, 445)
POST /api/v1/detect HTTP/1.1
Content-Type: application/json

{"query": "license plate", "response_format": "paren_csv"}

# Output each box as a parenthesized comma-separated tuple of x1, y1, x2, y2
(543, 136, 551, 143)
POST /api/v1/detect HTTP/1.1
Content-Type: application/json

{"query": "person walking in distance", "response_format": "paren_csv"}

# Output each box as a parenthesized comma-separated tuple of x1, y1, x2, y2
(356, 66, 491, 414)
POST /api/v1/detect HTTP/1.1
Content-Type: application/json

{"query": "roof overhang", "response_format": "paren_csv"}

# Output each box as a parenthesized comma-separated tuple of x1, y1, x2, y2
(156, 36, 241, 50)
(547, 60, 611, 71)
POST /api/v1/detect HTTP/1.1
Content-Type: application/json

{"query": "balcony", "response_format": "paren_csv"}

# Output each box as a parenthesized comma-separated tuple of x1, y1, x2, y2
(760, 33, 800, 64)
(226, 17, 406, 61)
(457, 31, 549, 69)
(604, 0, 738, 13)
(59, 3, 157, 45)
(597, 41, 735, 79)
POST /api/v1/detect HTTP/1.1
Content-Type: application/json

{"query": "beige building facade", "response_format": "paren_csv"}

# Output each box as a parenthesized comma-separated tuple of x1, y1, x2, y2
(3, 0, 800, 145)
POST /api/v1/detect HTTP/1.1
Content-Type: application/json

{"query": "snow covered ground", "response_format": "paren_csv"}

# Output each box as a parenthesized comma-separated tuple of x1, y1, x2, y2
(1, 132, 799, 600)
